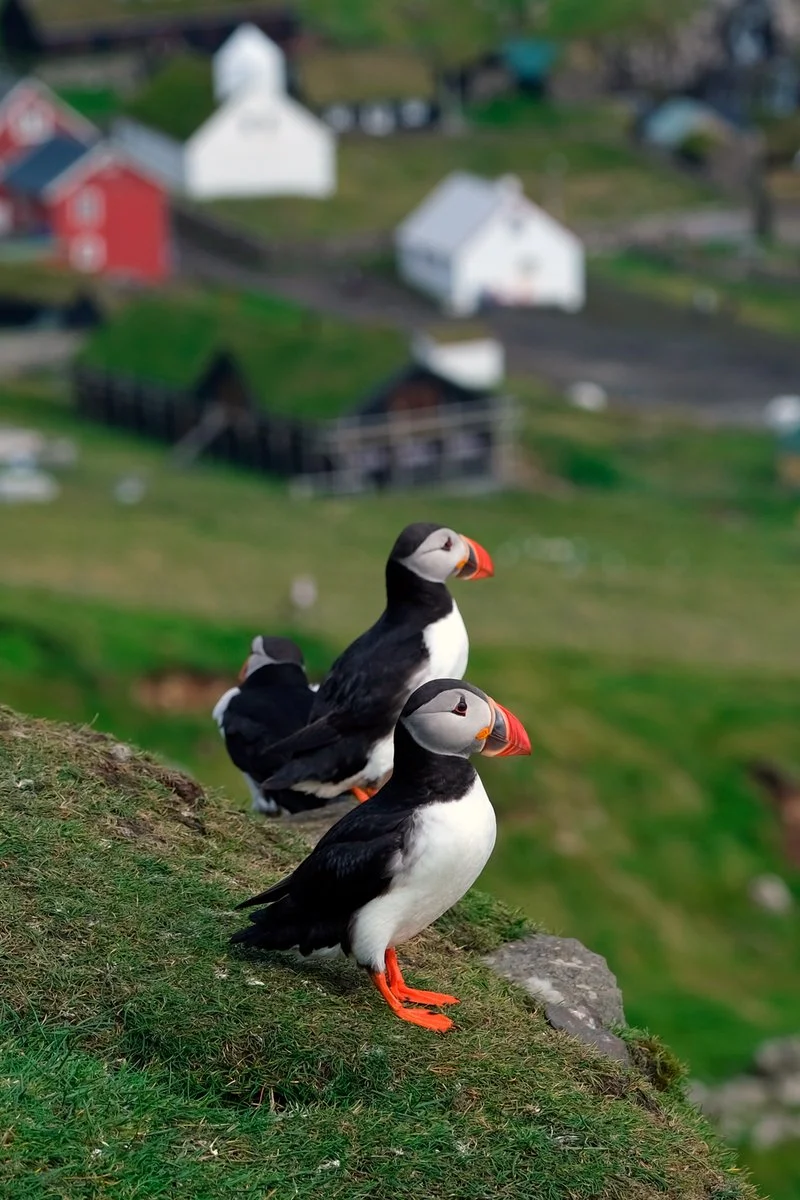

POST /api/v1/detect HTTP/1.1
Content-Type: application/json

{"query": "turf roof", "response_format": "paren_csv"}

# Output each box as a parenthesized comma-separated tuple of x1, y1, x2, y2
(122, 53, 216, 143)
(78, 289, 406, 422)
(297, 48, 435, 106)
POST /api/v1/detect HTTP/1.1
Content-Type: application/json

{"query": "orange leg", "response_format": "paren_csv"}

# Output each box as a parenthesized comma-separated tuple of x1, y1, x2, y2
(385, 948, 460, 1007)
(370, 970, 453, 1033)
(351, 785, 379, 803)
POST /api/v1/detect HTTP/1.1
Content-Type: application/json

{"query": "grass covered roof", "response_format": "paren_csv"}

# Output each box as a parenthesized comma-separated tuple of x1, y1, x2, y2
(79, 288, 406, 421)
(122, 54, 215, 143)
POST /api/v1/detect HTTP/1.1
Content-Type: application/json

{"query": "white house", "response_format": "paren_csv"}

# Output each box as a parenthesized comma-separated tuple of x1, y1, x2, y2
(395, 171, 585, 316)
(185, 84, 335, 199)
(114, 83, 335, 201)
(213, 23, 286, 101)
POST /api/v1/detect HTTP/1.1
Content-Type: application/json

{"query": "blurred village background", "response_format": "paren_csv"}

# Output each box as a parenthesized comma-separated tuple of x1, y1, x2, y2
(1, 0, 800, 1194)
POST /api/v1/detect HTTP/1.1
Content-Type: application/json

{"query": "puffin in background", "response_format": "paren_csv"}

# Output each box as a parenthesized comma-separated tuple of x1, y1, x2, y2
(212, 636, 323, 816)
(232, 678, 531, 1032)
(255, 522, 494, 804)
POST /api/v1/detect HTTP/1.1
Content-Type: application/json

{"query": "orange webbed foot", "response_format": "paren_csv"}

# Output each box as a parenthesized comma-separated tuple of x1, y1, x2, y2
(370, 970, 454, 1033)
(384, 948, 460, 1007)
(351, 785, 379, 803)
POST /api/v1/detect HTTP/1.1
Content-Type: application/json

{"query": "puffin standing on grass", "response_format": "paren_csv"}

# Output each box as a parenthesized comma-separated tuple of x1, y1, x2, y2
(231, 678, 530, 1032)
(212, 636, 322, 816)
(255, 522, 494, 805)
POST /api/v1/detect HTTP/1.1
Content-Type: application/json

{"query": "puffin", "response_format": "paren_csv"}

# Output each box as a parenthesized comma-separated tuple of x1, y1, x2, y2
(231, 677, 531, 1032)
(254, 522, 494, 805)
(212, 636, 322, 816)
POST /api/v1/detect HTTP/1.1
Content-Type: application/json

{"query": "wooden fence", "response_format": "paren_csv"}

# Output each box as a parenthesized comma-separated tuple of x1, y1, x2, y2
(74, 365, 517, 493)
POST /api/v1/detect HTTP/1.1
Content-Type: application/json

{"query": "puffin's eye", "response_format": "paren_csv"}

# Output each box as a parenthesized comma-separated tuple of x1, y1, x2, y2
(443, 537, 453, 552)
(452, 696, 468, 716)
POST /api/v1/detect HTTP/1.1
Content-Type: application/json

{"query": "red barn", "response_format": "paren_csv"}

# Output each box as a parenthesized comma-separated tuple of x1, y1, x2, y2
(0, 136, 170, 282)
(0, 76, 96, 170)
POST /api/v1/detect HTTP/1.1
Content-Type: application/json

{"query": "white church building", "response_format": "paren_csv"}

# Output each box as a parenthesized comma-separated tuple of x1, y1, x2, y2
(395, 171, 585, 316)
(114, 24, 335, 201)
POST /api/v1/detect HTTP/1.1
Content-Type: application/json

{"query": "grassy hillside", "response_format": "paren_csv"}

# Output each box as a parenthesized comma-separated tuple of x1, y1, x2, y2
(0, 706, 753, 1199)
(2, 377, 800, 1195)
(593, 249, 800, 340)
(208, 100, 716, 242)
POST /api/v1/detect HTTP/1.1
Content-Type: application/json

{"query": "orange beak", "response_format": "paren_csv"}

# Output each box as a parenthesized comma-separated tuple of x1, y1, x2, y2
(237, 658, 249, 683)
(481, 700, 531, 757)
(455, 536, 494, 580)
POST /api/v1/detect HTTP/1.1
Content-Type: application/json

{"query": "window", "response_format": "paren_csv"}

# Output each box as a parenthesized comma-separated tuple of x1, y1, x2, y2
(11, 102, 54, 145)
(71, 186, 104, 226)
(69, 233, 106, 273)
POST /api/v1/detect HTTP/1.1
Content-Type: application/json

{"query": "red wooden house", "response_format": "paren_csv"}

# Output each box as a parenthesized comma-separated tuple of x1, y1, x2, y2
(0, 75, 96, 170)
(0, 136, 170, 282)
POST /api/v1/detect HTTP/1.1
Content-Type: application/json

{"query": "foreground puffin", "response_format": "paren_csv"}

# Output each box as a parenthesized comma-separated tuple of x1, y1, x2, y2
(256, 522, 494, 804)
(212, 636, 321, 816)
(232, 678, 530, 1032)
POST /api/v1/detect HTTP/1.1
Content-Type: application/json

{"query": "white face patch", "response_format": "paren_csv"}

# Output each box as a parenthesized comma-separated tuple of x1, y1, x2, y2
(400, 527, 467, 583)
(404, 687, 493, 757)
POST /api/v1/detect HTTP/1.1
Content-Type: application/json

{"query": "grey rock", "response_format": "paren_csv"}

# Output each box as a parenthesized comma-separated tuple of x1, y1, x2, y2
(751, 1112, 800, 1151)
(755, 1037, 800, 1079)
(748, 874, 794, 915)
(699, 1076, 770, 1127)
(775, 1074, 800, 1107)
(484, 934, 626, 1029)
(545, 1001, 631, 1066)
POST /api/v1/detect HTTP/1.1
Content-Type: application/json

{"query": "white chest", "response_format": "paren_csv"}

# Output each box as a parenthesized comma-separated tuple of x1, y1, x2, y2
(421, 601, 469, 684)
(350, 776, 497, 970)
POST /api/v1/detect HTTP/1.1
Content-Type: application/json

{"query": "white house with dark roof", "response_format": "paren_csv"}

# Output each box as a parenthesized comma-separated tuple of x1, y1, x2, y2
(395, 171, 585, 316)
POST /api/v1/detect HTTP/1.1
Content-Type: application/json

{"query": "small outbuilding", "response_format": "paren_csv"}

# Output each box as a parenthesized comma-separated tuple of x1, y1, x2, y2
(0, 135, 170, 280)
(396, 170, 585, 316)
(294, 49, 438, 136)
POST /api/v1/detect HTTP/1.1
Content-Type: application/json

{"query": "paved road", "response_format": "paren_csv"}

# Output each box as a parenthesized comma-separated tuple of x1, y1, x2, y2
(180, 240, 800, 428)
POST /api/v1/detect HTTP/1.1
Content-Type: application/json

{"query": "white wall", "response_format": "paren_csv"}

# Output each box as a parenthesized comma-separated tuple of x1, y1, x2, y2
(213, 25, 286, 101)
(112, 118, 186, 193)
(453, 205, 585, 315)
(185, 87, 336, 200)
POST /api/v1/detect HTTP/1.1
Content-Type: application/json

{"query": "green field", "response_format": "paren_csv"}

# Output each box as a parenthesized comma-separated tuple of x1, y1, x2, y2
(2, 374, 800, 1197)
(208, 101, 717, 243)
(593, 249, 800, 339)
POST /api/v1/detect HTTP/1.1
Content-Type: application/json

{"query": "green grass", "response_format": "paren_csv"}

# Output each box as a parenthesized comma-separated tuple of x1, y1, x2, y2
(208, 102, 717, 243)
(1, 379, 800, 1195)
(0, 706, 754, 1199)
(592, 249, 800, 339)
(122, 53, 215, 142)
(79, 287, 405, 419)
(55, 85, 120, 126)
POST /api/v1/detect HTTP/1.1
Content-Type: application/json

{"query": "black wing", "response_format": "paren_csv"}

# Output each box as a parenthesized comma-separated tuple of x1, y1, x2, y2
(311, 616, 426, 729)
(225, 685, 315, 780)
(231, 796, 412, 955)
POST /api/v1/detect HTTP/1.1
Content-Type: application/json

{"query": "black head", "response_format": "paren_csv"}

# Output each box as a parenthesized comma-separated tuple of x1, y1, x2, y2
(401, 678, 531, 758)
(388, 522, 494, 584)
(250, 636, 305, 666)
(240, 636, 305, 681)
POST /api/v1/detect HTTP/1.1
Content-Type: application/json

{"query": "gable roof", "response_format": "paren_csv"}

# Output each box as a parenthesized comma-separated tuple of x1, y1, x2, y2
(78, 289, 406, 421)
(397, 171, 508, 254)
(1, 133, 89, 196)
(297, 49, 435, 106)
(0, 75, 99, 142)
(397, 170, 579, 256)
